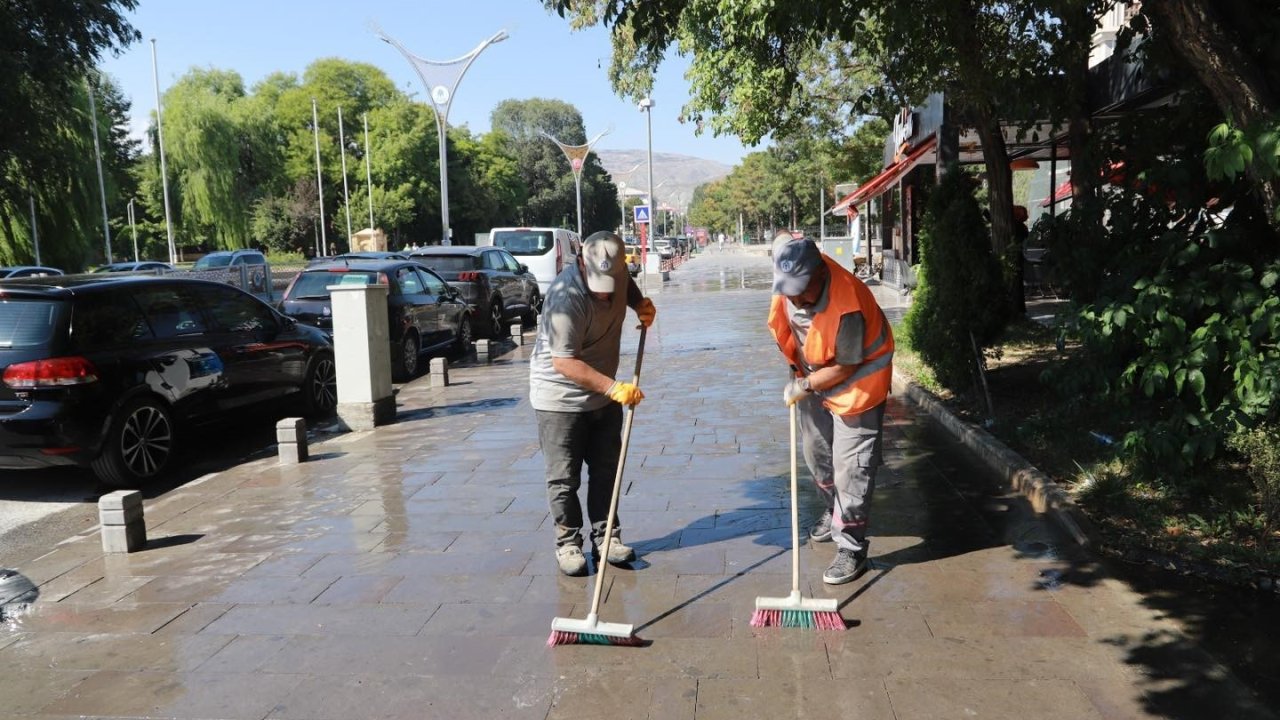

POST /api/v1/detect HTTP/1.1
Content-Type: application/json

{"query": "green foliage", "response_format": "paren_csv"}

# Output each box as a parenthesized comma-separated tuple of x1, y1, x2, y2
(903, 167, 1010, 391)
(1227, 424, 1280, 548)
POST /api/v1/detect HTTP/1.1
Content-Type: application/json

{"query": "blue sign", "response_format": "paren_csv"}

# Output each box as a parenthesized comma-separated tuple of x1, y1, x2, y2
(633, 205, 651, 224)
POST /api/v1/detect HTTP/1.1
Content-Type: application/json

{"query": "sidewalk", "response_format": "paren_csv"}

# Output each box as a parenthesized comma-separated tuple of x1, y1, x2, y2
(0, 249, 1271, 719)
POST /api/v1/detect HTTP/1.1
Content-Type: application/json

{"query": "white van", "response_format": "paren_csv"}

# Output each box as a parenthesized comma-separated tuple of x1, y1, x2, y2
(487, 227, 581, 294)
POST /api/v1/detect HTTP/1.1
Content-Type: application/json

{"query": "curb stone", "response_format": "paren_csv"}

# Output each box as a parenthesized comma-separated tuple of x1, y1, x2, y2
(890, 371, 1095, 548)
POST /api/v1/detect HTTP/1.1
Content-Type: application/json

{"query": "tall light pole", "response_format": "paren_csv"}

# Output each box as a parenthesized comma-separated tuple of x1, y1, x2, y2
(127, 199, 138, 262)
(363, 113, 375, 231)
(338, 106, 353, 249)
(639, 97, 656, 293)
(377, 26, 507, 245)
(28, 195, 40, 265)
(312, 98, 327, 257)
(86, 77, 112, 263)
(541, 128, 610, 237)
(612, 162, 642, 238)
(150, 39, 176, 265)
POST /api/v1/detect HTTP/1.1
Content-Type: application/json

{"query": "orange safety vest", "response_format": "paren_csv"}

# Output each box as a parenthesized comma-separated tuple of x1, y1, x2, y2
(767, 255, 894, 416)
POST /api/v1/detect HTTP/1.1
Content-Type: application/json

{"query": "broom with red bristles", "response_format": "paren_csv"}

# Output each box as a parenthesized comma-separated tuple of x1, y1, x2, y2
(548, 326, 648, 647)
(750, 402, 846, 630)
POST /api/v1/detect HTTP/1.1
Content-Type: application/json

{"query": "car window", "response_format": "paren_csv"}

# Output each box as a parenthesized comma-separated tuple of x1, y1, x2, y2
(397, 267, 424, 295)
(492, 230, 554, 256)
(483, 251, 507, 271)
(416, 269, 448, 296)
(193, 254, 232, 270)
(72, 292, 151, 351)
(193, 284, 277, 333)
(415, 255, 474, 273)
(500, 251, 522, 273)
(135, 287, 209, 338)
(0, 299, 60, 348)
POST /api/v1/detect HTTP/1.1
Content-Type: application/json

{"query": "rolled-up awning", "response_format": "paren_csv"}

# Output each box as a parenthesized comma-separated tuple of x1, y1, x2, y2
(829, 135, 938, 215)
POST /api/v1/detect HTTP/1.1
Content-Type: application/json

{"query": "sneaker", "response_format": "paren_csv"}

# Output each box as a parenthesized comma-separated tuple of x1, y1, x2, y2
(555, 545, 588, 576)
(592, 538, 636, 565)
(809, 512, 833, 543)
(822, 548, 869, 585)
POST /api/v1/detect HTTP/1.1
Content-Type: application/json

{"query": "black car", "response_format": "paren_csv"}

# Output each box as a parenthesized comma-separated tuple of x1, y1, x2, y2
(278, 260, 473, 382)
(0, 275, 337, 487)
(92, 261, 175, 274)
(410, 246, 540, 338)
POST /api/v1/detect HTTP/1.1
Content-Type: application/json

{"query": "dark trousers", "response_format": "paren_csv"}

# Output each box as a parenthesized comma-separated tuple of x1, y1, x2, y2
(536, 404, 624, 548)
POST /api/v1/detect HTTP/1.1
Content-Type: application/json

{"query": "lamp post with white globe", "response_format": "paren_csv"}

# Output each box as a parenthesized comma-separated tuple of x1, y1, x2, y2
(376, 26, 507, 245)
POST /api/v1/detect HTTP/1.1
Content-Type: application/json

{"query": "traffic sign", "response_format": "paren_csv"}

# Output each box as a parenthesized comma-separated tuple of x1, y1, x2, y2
(633, 205, 651, 224)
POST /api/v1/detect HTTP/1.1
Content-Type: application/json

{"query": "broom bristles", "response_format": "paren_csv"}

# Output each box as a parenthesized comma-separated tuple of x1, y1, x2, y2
(750, 608, 845, 630)
(547, 630, 646, 647)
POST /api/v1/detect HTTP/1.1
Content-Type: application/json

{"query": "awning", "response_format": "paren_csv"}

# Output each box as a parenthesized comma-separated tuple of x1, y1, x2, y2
(829, 135, 938, 215)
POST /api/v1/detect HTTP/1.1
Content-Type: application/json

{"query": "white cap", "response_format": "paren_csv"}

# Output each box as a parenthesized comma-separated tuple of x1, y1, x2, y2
(581, 231, 626, 293)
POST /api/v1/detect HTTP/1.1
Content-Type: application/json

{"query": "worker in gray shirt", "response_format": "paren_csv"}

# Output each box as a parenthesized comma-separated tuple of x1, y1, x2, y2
(530, 231, 656, 576)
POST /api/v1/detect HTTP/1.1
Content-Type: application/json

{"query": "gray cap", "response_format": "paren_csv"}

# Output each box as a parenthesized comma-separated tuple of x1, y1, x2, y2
(771, 233, 822, 296)
(581, 231, 626, 293)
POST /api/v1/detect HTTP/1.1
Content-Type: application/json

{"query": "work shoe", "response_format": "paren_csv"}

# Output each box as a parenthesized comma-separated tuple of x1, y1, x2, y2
(555, 545, 588, 577)
(809, 512, 833, 543)
(592, 538, 637, 566)
(822, 548, 869, 585)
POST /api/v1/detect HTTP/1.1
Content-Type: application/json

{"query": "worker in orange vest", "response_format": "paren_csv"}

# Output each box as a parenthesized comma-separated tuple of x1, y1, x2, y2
(767, 232, 894, 584)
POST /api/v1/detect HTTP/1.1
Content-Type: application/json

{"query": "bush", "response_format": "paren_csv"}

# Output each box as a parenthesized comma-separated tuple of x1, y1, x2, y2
(903, 167, 1010, 391)
(1227, 424, 1280, 549)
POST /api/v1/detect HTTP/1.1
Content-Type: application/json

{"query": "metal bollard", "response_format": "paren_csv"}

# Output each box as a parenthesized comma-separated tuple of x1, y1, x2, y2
(276, 417, 308, 464)
(509, 323, 524, 346)
(430, 357, 449, 387)
(475, 338, 491, 362)
(99, 490, 145, 553)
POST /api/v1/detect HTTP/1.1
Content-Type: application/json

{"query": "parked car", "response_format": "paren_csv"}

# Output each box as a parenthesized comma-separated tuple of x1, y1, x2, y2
(93, 261, 175, 274)
(410, 246, 540, 338)
(306, 252, 408, 267)
(624, 244, 642, 277)
(654, 237, 675, 260)
(0, 275, 337, 487)
(0, 266, 63, 279)
(278, 259, 473, 382)
(486, 227, 580, 295)
(190, 249, 272, 299)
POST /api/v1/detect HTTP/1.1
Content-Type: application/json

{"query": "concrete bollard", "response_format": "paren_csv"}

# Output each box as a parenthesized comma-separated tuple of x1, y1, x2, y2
(276, 417, 308, 464)
(429, 357, 449, 387)
(99, 490, 145, 553)
(509, 323, 524, 346)
(475, 338, 491, 362)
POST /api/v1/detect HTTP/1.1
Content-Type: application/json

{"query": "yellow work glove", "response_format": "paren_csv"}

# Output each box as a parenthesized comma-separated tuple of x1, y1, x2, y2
(607, 381, 645, 406)
(783, 377, 811, 407)
(635, 298, 656, 328)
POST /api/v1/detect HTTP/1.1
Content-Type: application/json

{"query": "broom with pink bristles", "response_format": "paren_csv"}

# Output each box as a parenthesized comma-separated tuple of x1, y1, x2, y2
(548, 327, 648, 647)
(750, 402, 846, 630)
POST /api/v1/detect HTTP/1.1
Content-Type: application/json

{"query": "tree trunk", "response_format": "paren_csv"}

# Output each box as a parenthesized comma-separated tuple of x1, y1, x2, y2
(974, 113, 1023, 316)
(1145, 0, 1280, 222)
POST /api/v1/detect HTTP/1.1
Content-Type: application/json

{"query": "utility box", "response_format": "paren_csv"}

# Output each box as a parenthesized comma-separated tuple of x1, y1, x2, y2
(330, 283, 394, 430)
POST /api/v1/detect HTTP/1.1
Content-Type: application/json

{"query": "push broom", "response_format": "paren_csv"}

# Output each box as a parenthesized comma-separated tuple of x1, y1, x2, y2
(548, 326, 648, 647)
(750, 402, 845, 630)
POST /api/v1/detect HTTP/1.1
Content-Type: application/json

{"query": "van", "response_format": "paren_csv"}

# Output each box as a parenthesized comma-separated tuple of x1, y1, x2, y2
(487, 227, 580, 294)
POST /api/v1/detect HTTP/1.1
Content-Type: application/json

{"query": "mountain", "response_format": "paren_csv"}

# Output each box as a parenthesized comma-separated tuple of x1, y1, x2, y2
(595, 149, 733, 211)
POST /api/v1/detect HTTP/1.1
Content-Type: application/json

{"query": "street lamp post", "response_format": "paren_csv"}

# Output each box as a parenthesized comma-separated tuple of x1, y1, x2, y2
(377, 26, 507, 245)
(612, 162, 642, 237)
(338, 106, 353, 249)
(541, 128, 610, 237)
(150, 39, 177, 265)
(86, 76, 112, 263)
(638, 97, 656, 293)
(312, 98, 327, 257)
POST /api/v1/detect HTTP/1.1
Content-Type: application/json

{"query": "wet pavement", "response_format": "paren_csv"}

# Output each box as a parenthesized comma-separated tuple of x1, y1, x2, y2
(0, 247, 1273, 719)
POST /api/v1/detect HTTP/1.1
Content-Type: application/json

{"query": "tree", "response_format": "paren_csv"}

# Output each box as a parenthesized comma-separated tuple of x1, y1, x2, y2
(490, 98, 618, 231)
(0, 0, 139, 225)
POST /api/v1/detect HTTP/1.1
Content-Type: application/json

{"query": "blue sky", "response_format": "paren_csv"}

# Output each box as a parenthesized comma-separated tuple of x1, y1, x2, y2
(98, 0, 758, 167)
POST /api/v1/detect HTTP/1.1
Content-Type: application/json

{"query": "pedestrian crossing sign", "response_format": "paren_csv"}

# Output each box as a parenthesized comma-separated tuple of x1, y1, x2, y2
(633, 205, 651, 224)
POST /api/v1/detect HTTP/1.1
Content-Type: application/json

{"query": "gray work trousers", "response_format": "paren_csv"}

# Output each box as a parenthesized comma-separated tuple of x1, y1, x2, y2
(536, 405, 624, 548)
(796, 394, 886, 555)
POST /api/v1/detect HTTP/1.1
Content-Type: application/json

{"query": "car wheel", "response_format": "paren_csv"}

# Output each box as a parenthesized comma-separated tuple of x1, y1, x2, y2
(91, 396, 175, 488)
(453, 315, 473, 353)
(303, 351, 337, 415)
(488, 296, 505, 338)
(393, 331, 420, 382)
(521, 291, 540, 325)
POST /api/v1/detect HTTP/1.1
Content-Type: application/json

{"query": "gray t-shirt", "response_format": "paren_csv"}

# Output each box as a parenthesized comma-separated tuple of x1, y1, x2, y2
(529, 263, 628, 412)
(785, 277, 865, 374)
